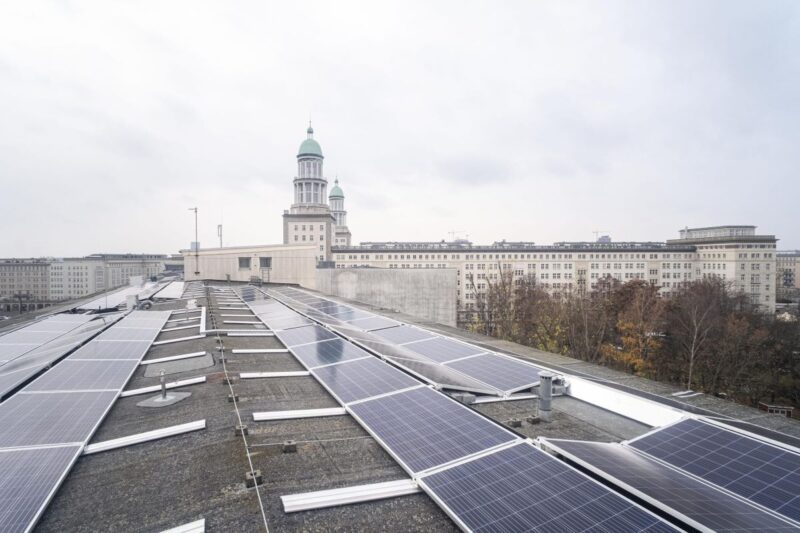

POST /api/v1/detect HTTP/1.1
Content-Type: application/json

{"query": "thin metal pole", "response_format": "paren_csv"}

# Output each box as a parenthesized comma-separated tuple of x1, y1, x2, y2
(189, 207, 199, 276)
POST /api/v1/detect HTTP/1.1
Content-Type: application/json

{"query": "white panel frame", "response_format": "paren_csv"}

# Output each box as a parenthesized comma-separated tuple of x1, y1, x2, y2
(83, 420, 206, 455)
(281, 479, 420, 513)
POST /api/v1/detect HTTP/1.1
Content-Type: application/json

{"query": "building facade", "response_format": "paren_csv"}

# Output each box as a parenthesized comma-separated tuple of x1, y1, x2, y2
(666, 226, 777, 310)
(331, 226, 778, 320)
(182, 243, 319, 288)
(0, 254, 169, 312)
(282, 125, 352, 260)
(777, 250, 800, 300)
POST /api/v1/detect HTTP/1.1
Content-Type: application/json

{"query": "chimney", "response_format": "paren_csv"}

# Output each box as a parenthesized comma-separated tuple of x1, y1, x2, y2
(538, 371, 554, 422)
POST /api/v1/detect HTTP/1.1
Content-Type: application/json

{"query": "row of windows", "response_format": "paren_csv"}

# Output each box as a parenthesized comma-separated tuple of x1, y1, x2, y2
(238, 257, 272, 269)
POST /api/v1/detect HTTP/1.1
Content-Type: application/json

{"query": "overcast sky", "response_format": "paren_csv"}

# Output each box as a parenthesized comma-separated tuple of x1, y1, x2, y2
(1, 1, 798, 257)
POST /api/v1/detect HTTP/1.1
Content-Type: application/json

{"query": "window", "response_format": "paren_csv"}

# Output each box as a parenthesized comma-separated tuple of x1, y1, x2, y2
(238, 257, 251, 269)
(259, 257, 272, 268)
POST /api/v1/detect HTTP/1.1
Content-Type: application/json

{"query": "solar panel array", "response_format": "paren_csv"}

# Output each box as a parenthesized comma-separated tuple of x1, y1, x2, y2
(0, 314, 97, 363)
(0, 310, 170, 533)
(628, 418, 800, 523)
(544, 439, 800, 532)
(0, 314, 112, 399)
(237, 287, 679, 531)
(419, 442, 677, 533)
(268, 286, 548, 395)
(77, 283, 160, 311)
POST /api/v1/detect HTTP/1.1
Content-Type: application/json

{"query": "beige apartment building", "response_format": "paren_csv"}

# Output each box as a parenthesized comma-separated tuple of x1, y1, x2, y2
(0, 259, 51, 305)
(1, 254, 169, 312)
(332, 226, 778, 316)
(777, 250, 800, 299)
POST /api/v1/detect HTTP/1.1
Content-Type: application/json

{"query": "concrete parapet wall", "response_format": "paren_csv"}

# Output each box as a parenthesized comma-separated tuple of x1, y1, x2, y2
(315, 268, 457, 327)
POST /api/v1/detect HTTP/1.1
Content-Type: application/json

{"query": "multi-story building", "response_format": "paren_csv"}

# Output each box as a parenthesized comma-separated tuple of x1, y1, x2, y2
(777, 250, 800, 300)
(282, 125, 352, 261)
(667, 226, 777, 311)
(0, 259, 51, 307)
(331, 226, 778, 318)
(1, 254, 169, 312)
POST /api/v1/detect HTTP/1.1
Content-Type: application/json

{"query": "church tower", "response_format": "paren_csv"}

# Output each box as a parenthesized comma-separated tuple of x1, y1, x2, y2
(283, 124, 336, 262)
(329, 179, 352, 246)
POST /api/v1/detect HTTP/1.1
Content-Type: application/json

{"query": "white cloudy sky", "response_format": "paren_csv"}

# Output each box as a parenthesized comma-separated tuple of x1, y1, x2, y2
(1, 1, 798, 256)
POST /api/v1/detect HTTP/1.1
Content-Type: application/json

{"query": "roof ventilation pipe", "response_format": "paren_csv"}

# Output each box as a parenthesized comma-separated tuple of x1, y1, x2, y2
(538, 371, 554, 422)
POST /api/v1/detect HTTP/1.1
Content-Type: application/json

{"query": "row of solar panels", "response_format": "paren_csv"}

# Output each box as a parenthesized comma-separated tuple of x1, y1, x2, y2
(237, 289, 680, 532)
(77, 282, 165, 311)
(267, 286, 549, 396)
(153, 280, 186, 299)
(543, 417, 800, 531)
(0, 314, 119, 399)
(0, 310, 171, 533)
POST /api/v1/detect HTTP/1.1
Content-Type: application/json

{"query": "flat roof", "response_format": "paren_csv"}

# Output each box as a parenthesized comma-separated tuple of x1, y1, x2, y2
(14, 282, 799, 531)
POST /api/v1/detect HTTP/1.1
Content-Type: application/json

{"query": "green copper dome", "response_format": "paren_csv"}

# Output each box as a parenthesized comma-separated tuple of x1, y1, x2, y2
(298, 125, 323, 158)
(329, 179, 344, 198)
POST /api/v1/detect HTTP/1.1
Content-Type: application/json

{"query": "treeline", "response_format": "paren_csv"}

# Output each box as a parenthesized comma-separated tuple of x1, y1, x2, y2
(465, 274, 800, 409)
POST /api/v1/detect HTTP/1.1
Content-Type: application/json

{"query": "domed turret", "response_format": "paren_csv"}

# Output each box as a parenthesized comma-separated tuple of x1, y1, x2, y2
(298, 125, 323, 158)
(329, 179, 344, 199)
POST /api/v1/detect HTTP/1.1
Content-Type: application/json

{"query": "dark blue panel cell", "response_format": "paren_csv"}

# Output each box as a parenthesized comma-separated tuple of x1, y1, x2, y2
(263, 315, 313, 330)
(446, 353, 544, 392)
(26, 359, 140, 392)
(349, 386, 515, 473)
(98, 327, 160, 341)
(67, 340, 152, 360)
(290, 338, 372, 369)
(629, 418, 800, 522)
(421, 442, 677, 533)
(312, 357, 419, 404)
(0, 445, 82, 533)
(275, 325, 338, 347)
(345, 316, 400, 331)
(327, 309, 373, 321)
(403, 337, 486, 363)
(371, 325, 436, 345)
(0, 391, 118, 447)
(548, 439, 798, 532)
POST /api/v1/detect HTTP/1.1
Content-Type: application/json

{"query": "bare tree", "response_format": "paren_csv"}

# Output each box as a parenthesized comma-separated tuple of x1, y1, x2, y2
(667, 280, 724, 390)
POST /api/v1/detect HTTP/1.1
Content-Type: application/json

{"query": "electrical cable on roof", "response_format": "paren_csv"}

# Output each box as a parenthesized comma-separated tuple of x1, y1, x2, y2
(209, 285, 271, 533)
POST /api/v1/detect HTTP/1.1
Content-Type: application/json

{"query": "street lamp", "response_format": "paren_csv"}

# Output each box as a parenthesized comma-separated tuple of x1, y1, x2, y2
(188, 207, 200, 276)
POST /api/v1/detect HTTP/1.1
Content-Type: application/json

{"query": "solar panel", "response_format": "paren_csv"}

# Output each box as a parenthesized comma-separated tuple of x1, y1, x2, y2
(371, 325, 436, 345)
(348, 386, 516, 473)
(402, 337, 486, 363)
(0, 323, 109, 399)
(628, 418, 800, 522)
(346, 316, 400, 331)
(275, 325, 338, 347)
(545, 439, 799, 532)
(67, 340, 152, 360)
(446, 353, 544, 392)
(0, 391, 118, 447)
(0, 445, 82, 533)
(312, 357, 420, 404)
(97, 327, 160, 342)
(26, 359, 140, 392)
(290, 338, 372, 369)
(419, 442, 677, 533)
(327, 309, 373, 321)
(263, 315, 313, 330)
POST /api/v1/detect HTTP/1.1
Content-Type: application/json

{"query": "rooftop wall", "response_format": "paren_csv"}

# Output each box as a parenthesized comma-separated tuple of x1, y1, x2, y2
(316, 267, 458, 327)
(182, 244, 318, 288)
